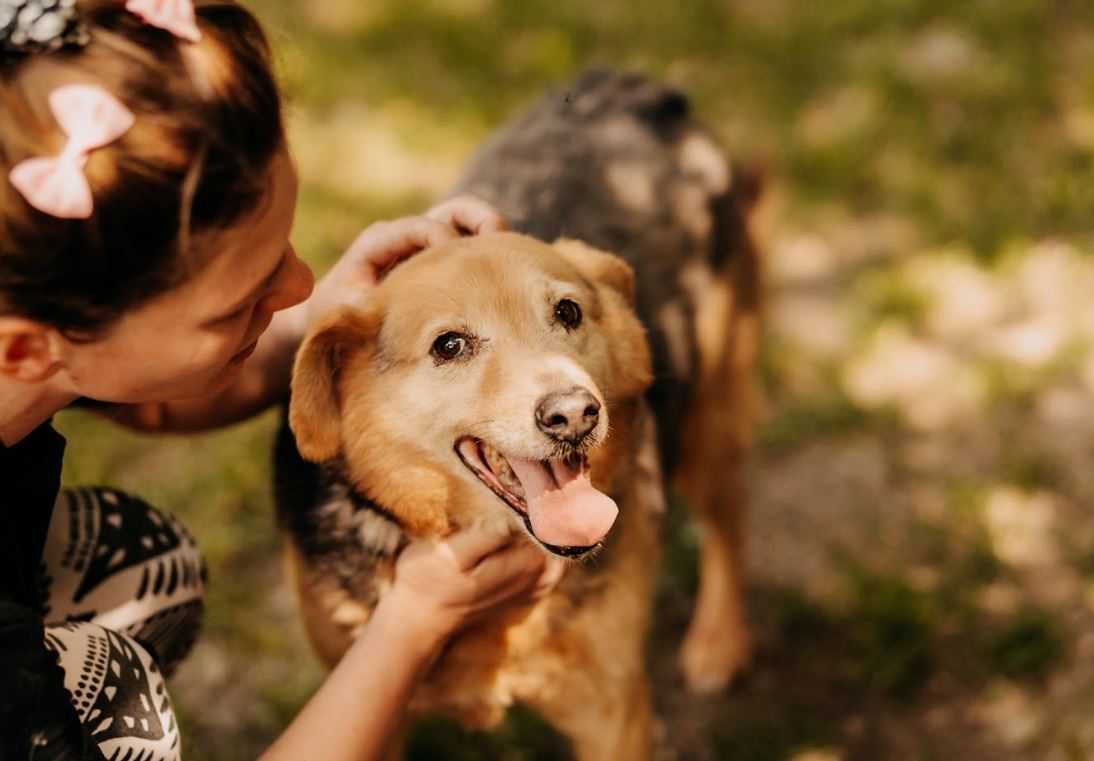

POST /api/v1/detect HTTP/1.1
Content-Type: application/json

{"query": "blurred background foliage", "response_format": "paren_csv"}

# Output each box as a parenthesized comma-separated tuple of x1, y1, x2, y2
(58, 1, 1094, 759)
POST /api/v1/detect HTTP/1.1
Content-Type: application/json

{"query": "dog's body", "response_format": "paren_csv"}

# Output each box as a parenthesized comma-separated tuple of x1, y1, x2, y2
(276, 70, 761, 760)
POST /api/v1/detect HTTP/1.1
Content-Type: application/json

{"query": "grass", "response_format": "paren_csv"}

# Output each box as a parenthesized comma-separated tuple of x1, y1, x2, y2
(406, 708, 573, 761)
(852, 266, 932, 335)
(257, 0, 1094, 258)
(989, 609, 1065, 682)
(757, 390, 893, 455)
(713, 709, 836, 761)
(840, 566, 936, 698)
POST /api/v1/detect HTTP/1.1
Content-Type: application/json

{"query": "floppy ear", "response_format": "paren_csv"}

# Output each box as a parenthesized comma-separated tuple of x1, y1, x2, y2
(552, 238, 637, 307)
(289, 306, 382, 463)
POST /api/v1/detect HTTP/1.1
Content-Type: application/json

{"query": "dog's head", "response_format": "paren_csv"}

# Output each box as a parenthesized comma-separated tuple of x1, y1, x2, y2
(289, 232, 652, 558)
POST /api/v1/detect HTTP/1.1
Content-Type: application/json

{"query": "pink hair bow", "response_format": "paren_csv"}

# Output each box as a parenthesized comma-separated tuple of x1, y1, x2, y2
(9, 85, 135, 220)
(125, 0, 202, 43)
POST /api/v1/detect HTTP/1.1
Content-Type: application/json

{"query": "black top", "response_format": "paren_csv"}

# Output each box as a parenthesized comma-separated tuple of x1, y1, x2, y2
(1, 423, 64, 608)
(0, 423, 103, 761)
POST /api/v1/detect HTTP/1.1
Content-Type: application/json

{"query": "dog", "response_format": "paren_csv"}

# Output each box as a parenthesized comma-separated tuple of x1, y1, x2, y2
(275, 69, 762, 760)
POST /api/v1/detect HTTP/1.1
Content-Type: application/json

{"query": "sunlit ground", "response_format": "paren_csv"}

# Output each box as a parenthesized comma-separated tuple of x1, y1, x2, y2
(58, 1, 1094, 759)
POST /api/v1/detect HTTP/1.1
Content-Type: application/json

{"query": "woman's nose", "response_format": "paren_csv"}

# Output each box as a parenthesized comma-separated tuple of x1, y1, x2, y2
(261, 247, 314, 315)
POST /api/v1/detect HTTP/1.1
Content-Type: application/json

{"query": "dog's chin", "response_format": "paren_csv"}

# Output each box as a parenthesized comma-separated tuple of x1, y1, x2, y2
(454, 436, 600, 559)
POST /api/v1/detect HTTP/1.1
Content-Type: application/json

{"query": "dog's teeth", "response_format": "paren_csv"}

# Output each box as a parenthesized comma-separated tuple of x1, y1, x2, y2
(500, 471, 524, 497)
(481, 444, 507, 475)
(481, 443, 525, 498)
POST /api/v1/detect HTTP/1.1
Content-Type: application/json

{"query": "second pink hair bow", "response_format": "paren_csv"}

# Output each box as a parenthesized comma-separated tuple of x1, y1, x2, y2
(125, 0, 202, 43)
(8, 85, 135, 220)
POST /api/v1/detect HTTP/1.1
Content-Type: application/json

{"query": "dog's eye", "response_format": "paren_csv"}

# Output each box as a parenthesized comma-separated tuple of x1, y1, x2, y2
(431, 332, 471, 362)
(554, 299, 583, 330)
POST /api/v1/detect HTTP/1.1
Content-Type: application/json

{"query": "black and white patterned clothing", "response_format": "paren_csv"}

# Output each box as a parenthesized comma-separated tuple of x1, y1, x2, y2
(2, 424, 204, 761)
(42, 488, 206, 677)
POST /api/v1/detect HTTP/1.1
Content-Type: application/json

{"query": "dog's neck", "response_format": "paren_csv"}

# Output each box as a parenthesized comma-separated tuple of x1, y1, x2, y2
(317, 459, 406, 560)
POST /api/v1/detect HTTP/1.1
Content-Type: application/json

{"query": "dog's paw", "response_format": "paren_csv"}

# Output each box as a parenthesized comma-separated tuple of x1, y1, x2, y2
(679, 622, 752, 694)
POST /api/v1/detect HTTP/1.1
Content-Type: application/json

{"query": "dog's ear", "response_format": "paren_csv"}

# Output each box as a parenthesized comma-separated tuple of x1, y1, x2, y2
(552, 238, 637, 307)
(289, 306, 382, 463)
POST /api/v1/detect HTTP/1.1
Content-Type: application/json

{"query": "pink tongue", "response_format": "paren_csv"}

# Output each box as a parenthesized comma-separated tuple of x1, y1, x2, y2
(507, 457, 618, 548)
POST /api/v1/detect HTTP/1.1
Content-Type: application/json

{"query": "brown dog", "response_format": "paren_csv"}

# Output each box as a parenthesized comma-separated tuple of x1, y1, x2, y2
(275, 69, 762, 760)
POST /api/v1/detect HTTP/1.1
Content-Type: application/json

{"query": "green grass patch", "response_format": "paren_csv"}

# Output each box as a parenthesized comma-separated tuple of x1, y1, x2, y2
(1000, 448, 1065, 493)
(406, 706, 572, 761)
(1072, 547, 1094, 580)
(989, 608, 1066, 682)
(839, 565, 935, 698)
(292, 181, 434, 272)
(758, 391, 893, 455)
(657, 490, 702, 600)
(713, 709, 835, 761)
(980, 353, 1083, 412)
(852, 266, 932, 334)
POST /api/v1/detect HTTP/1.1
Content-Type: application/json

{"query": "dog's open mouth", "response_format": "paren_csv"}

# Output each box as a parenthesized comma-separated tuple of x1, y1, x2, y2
(455, 437, 618, 558)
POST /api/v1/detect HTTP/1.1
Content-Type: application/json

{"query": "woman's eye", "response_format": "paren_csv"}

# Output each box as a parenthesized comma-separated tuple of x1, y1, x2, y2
(214, 302, 254, 327)
(554, 299, 582, 330)
(431, 332, 471, 362)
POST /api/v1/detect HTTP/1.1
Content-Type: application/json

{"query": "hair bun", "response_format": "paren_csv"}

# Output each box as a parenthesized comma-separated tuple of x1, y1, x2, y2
(1, 0, 90, 59)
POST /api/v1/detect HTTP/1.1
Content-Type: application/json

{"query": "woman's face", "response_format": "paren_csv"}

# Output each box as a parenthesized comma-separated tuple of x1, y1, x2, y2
(55, 150, 315, 403)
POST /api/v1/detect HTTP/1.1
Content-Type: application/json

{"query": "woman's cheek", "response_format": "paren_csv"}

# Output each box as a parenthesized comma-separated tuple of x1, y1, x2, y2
(192, 333, 240, 371)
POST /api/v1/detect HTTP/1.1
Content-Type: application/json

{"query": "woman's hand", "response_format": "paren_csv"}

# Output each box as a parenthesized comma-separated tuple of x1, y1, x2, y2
(303, 195, 506, 329)
(380, 527, 565, 658)
(261, 525, 560, 761)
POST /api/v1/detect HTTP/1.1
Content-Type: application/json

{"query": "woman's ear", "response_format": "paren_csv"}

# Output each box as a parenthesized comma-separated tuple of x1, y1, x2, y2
(551, 238, 637, 307)
(289, 305, 382, 463)
(0, 318, 64, 383)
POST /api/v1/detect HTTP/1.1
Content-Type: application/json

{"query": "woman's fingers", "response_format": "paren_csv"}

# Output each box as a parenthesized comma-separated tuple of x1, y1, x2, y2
(336, 196, 505, 296)
(441, 526, 518, 572)
(532, 557, 566, 598)
(445, 530, 563, 598)
(392, 529, 564, 640)
(468, 540, 546, 596)
(345, 217, 461, 286)
(426, 195, 507, 235)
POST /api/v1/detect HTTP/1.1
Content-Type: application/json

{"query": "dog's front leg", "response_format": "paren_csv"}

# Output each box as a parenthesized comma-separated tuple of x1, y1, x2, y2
(531, 667, 653, 761)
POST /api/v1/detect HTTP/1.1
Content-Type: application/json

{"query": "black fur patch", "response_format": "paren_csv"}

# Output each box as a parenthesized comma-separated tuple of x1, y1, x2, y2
(274, 413, 403, 601)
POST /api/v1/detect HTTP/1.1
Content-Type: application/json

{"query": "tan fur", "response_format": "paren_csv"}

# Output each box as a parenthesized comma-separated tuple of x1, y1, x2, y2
(675, 222, 763, 691)
(285, 231, 752, 758)
(290, 308, 382, 463)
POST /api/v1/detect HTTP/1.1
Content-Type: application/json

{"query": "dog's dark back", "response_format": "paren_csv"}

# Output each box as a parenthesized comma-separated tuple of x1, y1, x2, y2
(454, 69, 759, 473)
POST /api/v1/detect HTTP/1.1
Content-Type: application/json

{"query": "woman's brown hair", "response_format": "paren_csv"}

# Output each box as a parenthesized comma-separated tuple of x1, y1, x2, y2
(0, 0, 284, 336)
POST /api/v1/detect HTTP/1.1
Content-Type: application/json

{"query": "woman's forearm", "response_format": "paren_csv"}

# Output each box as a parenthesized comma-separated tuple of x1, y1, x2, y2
(259, 597, 442, 761)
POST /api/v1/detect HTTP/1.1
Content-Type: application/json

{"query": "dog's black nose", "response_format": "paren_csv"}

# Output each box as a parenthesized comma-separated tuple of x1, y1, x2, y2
(536, 387, 601, 442)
